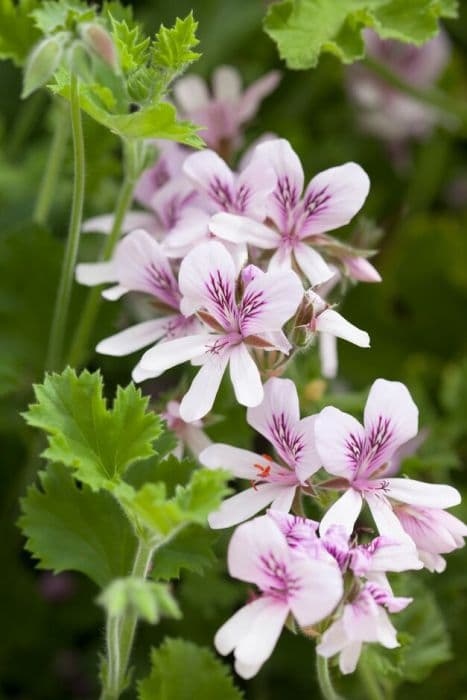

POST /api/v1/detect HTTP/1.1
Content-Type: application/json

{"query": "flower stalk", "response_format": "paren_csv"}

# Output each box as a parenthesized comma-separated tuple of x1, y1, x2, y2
(316, 654, 343, 700)
(67, 139, 141, 367)
(45, 73, 85, 371)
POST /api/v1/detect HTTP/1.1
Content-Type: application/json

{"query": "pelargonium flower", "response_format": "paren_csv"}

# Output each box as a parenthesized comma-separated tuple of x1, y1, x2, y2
(201, 378, 321, 528)
(162, 400, 211, 459)
(347, 30, 450, 144)
(392, 503, 467, 573)
(83, 141, 199, 239)
(164, 147, 275, 258)
(316, 582, 410, 674)
(314, 378, 462, 542)
(173, 65, 281, 156)
(215, 515, 343, 679)
(76, 229, 201, 378)
(210, 138, 371, 285)
(137, 241, 303, 420)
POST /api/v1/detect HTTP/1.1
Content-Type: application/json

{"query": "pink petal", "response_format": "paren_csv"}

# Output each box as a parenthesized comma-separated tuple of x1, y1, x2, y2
(248, 376, 300, 447)
(96, 318, 172, 357)
(139, 333, 213, 376)
(294, 242, 333, 285)
(295, 415, 322, 481)
(200, 443, 265, 479)
(208, 485, 288, 529)
(239, 268, 303, 337)
(386, 478, 461, 508)
(344, 256, 382, 283)
(183, 150, 235, 209)
(229, 344, 263, 407)
(316, 309, 370, 348)
(300, 162, 370, 237)
(180, 351, 229, 421)
(209, 212, 279, 248)
(178, 240, 236, 325)
(251, 139, 304, 230)
(236, 158, 277, 220)
(174, 74, 210, 112)
(212, 65, 242, 102)
(82, 211, 158, 235)
(363, 379, 419, 473)
(237, 71, 282, 123)
(315, 407, 366, 478)
(228, 514, 290, 584)
(319, 489, 363, 537)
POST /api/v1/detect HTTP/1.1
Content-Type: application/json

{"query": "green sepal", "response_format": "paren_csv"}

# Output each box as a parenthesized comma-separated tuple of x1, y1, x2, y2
(22, 35, 64, 98)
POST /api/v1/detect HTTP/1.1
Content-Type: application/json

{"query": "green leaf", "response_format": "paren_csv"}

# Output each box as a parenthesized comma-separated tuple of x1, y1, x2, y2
(138, 639, 243, 700)
(151, 524, 218, 581)
(22, 36, 64, 98)
(264, 0, 458, 70)
(0, 0, 40, 65)
(24, 369, 162, 490)
(98, 577, 181, 623)
(32, 0, 95, 35)
(152, 13, 201, 80)
(121, 467, 231, 539)
(110, 15, 150, 73)
(18, 463, 137, 588)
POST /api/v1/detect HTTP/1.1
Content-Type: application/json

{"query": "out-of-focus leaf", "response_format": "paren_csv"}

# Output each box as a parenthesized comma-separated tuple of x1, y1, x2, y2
(98, 577, 181, 623)
(18, 463, 137, 588)
(151, 525, 218, 581)
(138, 639, 243, 700)
(0, 0, 40, 65)
(264, 0, 458, 70)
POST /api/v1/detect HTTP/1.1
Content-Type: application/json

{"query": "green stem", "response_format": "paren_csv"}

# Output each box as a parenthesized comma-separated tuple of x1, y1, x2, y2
(33, 98, 69, 226)
(67, 143, 139, 368)
(101, 539, 154, 700)
(316, 654, 344, 700)
(46, 74, 85, 371)
(358, 658, 386, 700)
(364, 56, 467, 130)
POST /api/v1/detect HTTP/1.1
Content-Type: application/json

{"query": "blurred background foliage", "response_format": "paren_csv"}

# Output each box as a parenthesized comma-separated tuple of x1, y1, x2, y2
(2, 0, 467, 698)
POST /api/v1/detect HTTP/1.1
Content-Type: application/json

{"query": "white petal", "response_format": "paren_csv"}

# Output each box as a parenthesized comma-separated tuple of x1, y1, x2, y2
(209, 212, 279, 248)
(319, 333, 338, 379)
(319, 489, 363, 537)
(200, 443, 264, 479)
(180, 351, 229, 421)
(174, 74, 210, 112)
(139, 333, 213, 374)
(239, 267, 303, 337)
(339, 642, 363, 674)
(102, 284, 129, 300)
(316, 309, 370, 348)
(96, 318, 172, 357)
(75, 261, 116, 286)
(386, 478, 461, 508)
(271, 485, 297, 512)
(229, 344, 263, 407)
(183, 149, 235, 202)
(366, 493, 414, 543)
(208, 484, 287, 529)
(294, 242, 333, 285)
(212, 65, 242, 102)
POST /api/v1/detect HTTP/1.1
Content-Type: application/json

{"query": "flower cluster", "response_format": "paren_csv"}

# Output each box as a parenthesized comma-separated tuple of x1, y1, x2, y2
(203, 377, 467, 677)
(75, 64, 466, 682)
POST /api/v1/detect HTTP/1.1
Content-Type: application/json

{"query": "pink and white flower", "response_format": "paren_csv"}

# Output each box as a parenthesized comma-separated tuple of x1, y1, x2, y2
(137, 242, 303, 420)
(201, 378, 321, 528)
(173, 65, 281, 156)
(392, 503, 467, 572)
(314, 378, 462, 542)
(76, 229, 201, 376)
(210, 138, 370, 285)
(317, 582, 410, 674)
(347, 30, 451, 144)
(215, 515, 343, 678)
(163, 400, 211, 459)
(164, 147, 275, 258)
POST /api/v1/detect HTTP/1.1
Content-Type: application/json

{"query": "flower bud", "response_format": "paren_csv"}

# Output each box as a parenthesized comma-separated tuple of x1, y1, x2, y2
(80, 23, 118, 70)
(22, 36, 64, 98)
(67, 40, 93, 82)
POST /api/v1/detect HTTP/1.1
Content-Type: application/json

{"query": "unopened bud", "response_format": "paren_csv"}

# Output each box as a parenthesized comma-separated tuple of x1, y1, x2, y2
(22, 36, 64, 98)
(67, 40, 93, 82)
(80, 23, 118, 70)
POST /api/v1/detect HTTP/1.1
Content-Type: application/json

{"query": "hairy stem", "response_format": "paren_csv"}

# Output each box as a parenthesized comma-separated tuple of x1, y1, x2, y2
(34, 98, 69, 225)
(46, 74, 85, 371)
(67, 141, 139, 368)
(101, 539, 154, 700)
(364, 56, 467, 130)
(316, 654, 344, 700)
